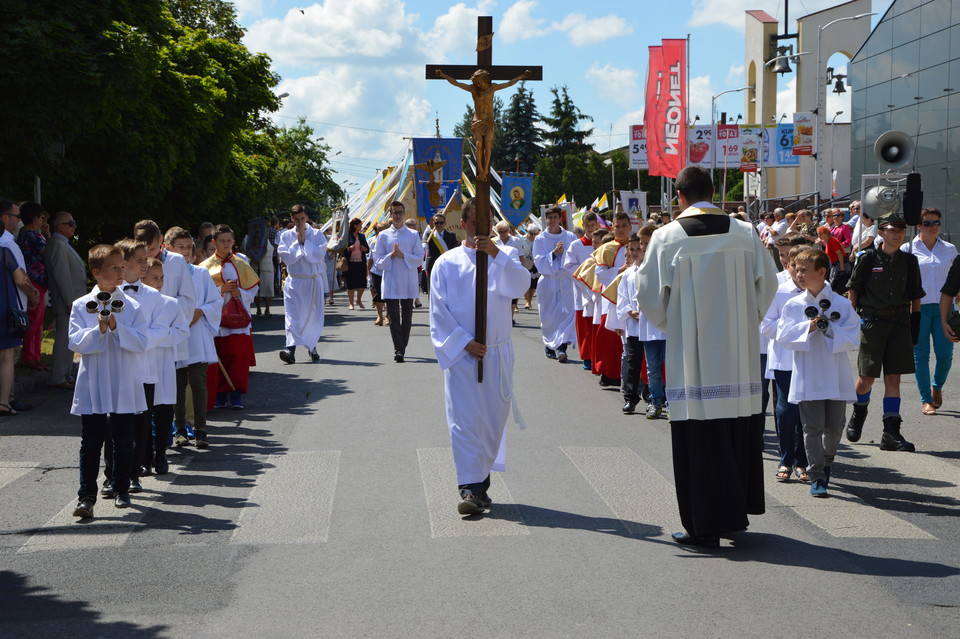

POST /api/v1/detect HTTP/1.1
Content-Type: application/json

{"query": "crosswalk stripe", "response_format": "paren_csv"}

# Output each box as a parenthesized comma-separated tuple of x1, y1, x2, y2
(0, 461, 38, 492)
(18, 457, 203, 553)
(761, 455, 936, 539)
(230, 451, 340, 545)
(561, 446, 679, 538)
(417, 447, 529, 539)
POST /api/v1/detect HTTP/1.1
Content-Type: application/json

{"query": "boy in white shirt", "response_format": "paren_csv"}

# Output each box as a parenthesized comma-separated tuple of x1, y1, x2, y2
(71, 245, 149, 518)
(776, 249, 860, 498)
(615, 233, 645, 413)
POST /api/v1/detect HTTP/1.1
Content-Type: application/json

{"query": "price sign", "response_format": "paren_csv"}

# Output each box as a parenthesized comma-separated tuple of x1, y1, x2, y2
(629, 125, 647, 169)
(687, 125, 714, 168)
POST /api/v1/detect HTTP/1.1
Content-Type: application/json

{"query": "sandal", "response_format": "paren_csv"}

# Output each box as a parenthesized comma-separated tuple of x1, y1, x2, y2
(776, 466, 791, 482)
(795, 467, 810, 482)
(0, 403, 18, 417)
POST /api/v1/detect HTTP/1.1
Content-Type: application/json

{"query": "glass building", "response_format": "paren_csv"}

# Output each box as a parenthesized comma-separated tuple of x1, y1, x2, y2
(849, 0, 960, 238)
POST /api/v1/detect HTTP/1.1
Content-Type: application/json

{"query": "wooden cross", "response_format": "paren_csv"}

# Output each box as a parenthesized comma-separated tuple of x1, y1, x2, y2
(426, 16, 542, 382)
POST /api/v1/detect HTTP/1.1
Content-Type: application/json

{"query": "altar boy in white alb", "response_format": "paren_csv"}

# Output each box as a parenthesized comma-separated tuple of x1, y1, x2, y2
(277, 204, 327, 364)
(429, 198, 531, 516)
(533, 206, 578, 362)
(70, 245, 149, 519)
(776, 248, 860, 499)
(373, 201, 423, 362)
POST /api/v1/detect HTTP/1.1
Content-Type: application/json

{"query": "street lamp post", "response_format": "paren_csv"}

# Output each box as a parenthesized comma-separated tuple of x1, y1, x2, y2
(829, 110, 843, 206)
(711, 86, 754, 191)
(815, 12, 875, 211)
(760, 52, 810, 217)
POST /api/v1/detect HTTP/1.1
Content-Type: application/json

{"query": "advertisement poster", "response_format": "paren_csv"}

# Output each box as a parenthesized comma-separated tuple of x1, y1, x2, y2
(774, 122, 800, 167)
(687, 125, 713, 168)
(716, 124, 741, 168)
(629, 125, 648, 170)
(643, 39, 686, 178)
(793, 112, 814, 155)
(739, 126, 760, 172)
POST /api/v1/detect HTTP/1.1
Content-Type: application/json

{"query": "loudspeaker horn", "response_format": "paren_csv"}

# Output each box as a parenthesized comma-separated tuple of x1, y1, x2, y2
(874, 130, 914, 171)
(862, 185, 901, 221)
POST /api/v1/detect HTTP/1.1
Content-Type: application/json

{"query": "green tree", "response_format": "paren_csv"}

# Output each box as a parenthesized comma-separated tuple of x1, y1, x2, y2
(499, 82, 542, 173)
(532, 156, 562, 207)
(263, 118, 344, 215)
(169, 0, 245, 43)
(540, 86, 594, 161)
(0, 0, 282, 239)
(560, 154, 593, 206)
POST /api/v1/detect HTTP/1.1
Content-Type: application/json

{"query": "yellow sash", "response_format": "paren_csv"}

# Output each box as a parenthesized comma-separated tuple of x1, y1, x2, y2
(201, 252, 260, 290)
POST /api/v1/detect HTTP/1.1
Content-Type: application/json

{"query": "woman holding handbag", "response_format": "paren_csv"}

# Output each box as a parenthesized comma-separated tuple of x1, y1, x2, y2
(344, 217, 369, 310)
(16, 202, 48, 371)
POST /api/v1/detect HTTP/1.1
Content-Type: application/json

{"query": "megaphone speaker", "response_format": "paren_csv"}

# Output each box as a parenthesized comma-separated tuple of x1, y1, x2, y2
(863, 185, 901, 221)
(903, 171, 923, 226)
(874, 130, 915, 171)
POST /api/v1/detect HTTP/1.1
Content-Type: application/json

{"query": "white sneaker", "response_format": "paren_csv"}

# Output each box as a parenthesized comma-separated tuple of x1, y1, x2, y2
(645, 404, 663, 420)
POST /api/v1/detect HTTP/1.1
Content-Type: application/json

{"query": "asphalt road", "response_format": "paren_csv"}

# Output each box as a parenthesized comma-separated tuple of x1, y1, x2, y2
(1, 295, 958, 638)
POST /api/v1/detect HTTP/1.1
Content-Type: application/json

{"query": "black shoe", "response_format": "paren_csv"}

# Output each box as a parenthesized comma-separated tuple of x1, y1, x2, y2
(880, 416, 915, 451)
(622, 402, 636, 413)
(846, 402, 868, 442)
(545, 347, 557, 359)
(73, 499, 95, 519)
(457, 489, 485, 515)
(672, 532, 720, 548)
(599, 375, 619, 387)
(114, 493, 131, 508)
(128, 479, 143, 494)
(394, 352, 404, 363)
(154, 451, 169, 475)
(100, 481, 115, 498)
(194, 430, 209, 449)
(309, 349, 320, 362)
(279, 349, 295, 364)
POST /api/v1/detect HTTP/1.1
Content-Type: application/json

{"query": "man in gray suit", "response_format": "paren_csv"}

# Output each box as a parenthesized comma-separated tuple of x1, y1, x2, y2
(45, 211, 87, 389)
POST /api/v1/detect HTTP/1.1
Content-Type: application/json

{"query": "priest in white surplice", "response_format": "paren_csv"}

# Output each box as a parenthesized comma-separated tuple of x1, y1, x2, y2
(429, 198, 530, 516)
(636, 166, 777, 548)
(277, 205, 327, 364)
(533, 206, 578, 362)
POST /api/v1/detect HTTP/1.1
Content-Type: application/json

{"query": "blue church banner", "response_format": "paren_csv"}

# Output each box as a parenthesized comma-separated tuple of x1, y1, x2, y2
(412, 138, 462, 220)
(500, 173, 534, 228)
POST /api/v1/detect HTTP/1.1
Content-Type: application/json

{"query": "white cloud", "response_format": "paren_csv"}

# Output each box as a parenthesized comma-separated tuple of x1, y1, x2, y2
(553, 14, 632, 47)
(688, 75, 714, 124)
(776, 75, 796, 120)
(726, 64, 745, 86)
(423, 1, 497, 58)
(244, 0, 418, 68)
(688, 0, 851, 32)
(500, 0, 549, 43)
(585, 63, 640, 108)
(231, 0, 265, 20)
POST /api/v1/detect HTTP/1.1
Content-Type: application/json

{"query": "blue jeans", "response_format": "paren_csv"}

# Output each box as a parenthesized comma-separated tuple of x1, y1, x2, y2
(643, 340, 666, 406)
(773, 369, 807, 468)
(913, 303, 954, 404)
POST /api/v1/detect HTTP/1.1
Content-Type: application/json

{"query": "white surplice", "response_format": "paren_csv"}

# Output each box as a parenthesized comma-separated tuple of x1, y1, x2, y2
(776, 288, 860, 404)
(616, 264, 641, 338)
(159, 249, 197, 361)
(429, 244, 530, 485)
(563, 238, 594, 312)
(277, 226, 327, 349)
(760, 277, 803, 378)
(372, 224, 422, 299)
(177, 264, 223, 367)
(533, 228, 578, 349)
(635, 206, 778, 421)
(69, 288, 149, 416)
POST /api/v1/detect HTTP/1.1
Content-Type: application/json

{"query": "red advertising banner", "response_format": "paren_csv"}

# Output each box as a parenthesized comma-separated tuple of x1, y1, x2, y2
(644, 39, 687, 178)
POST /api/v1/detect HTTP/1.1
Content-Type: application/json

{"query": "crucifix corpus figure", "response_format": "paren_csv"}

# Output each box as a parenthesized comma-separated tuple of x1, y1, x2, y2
(434, 68, 530, 182)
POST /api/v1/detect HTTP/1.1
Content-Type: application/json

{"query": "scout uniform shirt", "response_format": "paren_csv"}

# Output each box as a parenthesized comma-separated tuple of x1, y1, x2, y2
(847, 248, 924, 313)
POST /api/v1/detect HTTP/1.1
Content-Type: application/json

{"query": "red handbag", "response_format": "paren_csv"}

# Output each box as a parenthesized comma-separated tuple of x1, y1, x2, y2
(220, 296, 251, 329)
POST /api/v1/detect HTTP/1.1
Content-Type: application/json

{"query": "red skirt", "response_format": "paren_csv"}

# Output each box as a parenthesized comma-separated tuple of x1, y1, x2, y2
(575, 310, 593, 362)
(210, 334, 256, 397)
(593, 317, 623, 380)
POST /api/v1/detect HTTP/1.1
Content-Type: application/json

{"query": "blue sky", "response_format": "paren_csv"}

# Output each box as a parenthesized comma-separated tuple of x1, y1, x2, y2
(232, 0, 893, 192)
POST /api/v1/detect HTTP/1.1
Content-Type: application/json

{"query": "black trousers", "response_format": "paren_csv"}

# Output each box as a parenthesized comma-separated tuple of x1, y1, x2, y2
(671, 414, 765, 537)
(82, 413, 134, 499)
(386, 298, 413, 355)
(621, 336, 646, 404)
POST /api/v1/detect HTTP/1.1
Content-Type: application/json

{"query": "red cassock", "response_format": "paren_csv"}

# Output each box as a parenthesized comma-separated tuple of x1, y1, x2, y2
(575, 310, 593, 362)
(206, 334, 257, 408)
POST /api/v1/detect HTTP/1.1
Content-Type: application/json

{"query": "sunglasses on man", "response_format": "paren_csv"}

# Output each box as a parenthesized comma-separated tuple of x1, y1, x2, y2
(920, 219, 941, 227)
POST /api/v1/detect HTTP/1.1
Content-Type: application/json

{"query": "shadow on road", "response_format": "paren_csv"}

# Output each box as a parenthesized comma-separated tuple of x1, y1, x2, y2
(494, 503, 668, 542)
(728, 533, 960, 578)
(0, 570, 167, 638)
